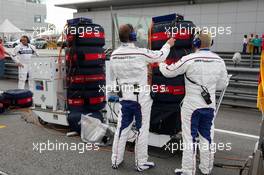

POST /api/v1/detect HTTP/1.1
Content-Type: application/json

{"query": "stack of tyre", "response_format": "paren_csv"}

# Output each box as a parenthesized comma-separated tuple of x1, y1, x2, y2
(149, 14, 195, 135)
(65, 18, 105, 133)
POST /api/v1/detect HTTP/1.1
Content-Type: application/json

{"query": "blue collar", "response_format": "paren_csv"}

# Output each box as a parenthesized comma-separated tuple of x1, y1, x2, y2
(199, 48, 210, 51)
(121, 42, 136, 48)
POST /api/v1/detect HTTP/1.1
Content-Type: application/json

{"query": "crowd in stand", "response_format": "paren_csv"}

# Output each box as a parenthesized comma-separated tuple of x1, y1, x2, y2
(243, 34, 263, 55)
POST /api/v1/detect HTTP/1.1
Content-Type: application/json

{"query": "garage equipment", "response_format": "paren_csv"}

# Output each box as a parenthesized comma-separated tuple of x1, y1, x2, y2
(31, 56, 68, 126)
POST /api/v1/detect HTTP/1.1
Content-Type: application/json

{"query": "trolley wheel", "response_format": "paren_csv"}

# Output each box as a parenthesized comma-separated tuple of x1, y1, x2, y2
(38, 117, 48, 125)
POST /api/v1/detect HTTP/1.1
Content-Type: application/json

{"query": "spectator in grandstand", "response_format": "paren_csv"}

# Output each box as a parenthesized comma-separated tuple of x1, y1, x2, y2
(253, 34, 262, 55)
(247, 33, 254, 55)
(262, 34, 264, 53)
(242, 35, 248, 54)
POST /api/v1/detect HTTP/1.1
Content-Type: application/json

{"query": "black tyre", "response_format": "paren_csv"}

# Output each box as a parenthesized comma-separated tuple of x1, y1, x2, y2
(67, 67, 106, 90)
(150, 102, 181, 135)
(152, 48, 192, 76)
(151, 21, 196, 50)
(151, 75, 185, 103)
(67, 90, 105, 112)
(66, 23, 105, 47)
(66, 46, 106, 67)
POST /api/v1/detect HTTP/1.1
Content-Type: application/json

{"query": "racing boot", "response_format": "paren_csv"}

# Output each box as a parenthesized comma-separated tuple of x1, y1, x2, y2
(136, 162, 155, 172)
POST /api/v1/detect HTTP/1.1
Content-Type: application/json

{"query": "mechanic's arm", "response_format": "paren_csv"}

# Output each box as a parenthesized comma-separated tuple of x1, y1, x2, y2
(4, 51, 10, 57)
(31, 45, 39, 56)
(216, 62, 228, 90)
(11, 46, 20, 63)
(109, 59, 116, 87)
(11, 46, 24, 68)
(144, 38, 175, 63)
(159, 56, 190, 78)
(108, 59, 119, 101)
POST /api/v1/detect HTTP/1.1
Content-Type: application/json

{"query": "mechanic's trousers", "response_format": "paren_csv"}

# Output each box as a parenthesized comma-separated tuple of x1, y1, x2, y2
(112, 99, 152, 166)
(18, 63, 33, 91)
(181, 107, 215, 175)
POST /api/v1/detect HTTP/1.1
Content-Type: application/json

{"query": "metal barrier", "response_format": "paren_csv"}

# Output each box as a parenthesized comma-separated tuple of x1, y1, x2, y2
(4, 58, 18, 79)
(3, 52, 260, 108)
(215, 52, 260, 108)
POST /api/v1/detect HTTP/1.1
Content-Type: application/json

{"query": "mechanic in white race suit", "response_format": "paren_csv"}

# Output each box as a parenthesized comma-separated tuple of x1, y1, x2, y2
(12, 35, 38, 90)
(159, 31, 228, 175)
(110, 24, 175, 171)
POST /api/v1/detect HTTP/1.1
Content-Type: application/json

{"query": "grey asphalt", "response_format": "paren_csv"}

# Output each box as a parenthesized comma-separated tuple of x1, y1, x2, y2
(0, 80, 262, 175)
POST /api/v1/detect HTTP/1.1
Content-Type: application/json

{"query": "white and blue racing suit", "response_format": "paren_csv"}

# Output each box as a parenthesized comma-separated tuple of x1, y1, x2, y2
(12, 43, 38, 90)
(159, 49, 228, 175)
(110, 42, 171, 167)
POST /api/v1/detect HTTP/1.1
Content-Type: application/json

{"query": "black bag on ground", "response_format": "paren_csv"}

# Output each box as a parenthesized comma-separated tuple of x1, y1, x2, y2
(0, 93, 10, 109)
(151, 75, 185, 103)
(66, 46, 106, 67)
(150, 102, 181, 135)
(3, 89, 33, 108)
(68, 111, 103, 134)
(0, 94, 4, 113)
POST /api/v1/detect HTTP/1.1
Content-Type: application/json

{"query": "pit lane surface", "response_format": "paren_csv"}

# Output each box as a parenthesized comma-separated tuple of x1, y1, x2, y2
(0, 80, 262, 175)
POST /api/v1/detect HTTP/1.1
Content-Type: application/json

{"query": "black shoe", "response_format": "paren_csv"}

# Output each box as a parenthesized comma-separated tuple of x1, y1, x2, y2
(112, 164, 118, 169)
(112, 161, 123, 170)
(175, 172, 183, 175)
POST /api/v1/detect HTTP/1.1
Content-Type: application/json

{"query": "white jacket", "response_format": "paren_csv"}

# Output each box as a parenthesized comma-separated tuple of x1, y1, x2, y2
(12, 43, 38, 64)
(159, 49, 228, 110)
(110, 42, 171, 102)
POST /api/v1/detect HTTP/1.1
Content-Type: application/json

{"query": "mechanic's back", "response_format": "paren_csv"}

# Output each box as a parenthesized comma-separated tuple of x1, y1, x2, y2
(159, 31, 228, 175)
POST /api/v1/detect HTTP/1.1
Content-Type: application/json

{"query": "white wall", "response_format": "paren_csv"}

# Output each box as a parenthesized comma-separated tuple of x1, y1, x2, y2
(74, 0, 264, 52)
(0, 0, 47, 32)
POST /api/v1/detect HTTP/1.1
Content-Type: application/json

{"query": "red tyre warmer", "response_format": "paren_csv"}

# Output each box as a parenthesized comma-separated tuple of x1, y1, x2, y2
(151, 48, 192, 76)
(151, 75, 185, 103)
(66, 23, 105, 47)
(151, 21, 195, 50)
(66, 47, 106, 67)
(67, 67, 106, 90)
(67, 90, 105, 112)
(3, 89, 33, 108)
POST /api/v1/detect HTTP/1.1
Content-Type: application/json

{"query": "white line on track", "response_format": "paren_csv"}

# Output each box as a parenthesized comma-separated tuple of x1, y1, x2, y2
(215, 128, 259, 139)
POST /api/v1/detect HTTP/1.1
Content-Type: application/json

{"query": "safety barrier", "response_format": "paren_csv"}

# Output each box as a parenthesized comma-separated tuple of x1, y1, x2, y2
(3, 52, 260, 108)
(216, 52, 261, 68)
(4, 58, 18, 79)
(219, 67, 258, 108)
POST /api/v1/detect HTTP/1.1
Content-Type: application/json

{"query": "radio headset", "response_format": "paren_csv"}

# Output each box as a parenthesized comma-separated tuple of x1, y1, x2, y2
(126, 24, 137, 42)
(192, 30, 214, 48)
